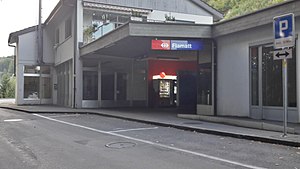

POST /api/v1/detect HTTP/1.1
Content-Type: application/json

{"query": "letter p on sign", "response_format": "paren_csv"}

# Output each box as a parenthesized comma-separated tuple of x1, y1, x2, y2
(279, 20, 288, 37)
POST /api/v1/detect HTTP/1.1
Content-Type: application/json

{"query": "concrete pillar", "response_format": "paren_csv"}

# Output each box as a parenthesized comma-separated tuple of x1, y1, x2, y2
(16, 63, 24, 105)
(52, 67, 58, 105)
(297, 33, 300, 123)
(74, 59, 83, 108)
(114, 72, 117, 101)
(74, 0, 84, 108)
(130, 59, 134, 106)
(98, 60, 102, 107)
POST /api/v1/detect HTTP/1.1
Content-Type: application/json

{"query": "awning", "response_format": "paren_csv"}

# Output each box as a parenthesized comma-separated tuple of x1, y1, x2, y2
(80, 21, 212, 58)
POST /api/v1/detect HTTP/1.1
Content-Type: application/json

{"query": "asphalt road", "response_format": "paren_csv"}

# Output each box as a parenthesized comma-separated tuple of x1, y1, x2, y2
(0, 108, 299, 169)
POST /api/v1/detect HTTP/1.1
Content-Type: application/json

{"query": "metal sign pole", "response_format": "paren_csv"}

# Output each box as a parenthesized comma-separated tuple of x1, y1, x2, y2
(274, 13, 294, 137)
(282, 58, 288, 137)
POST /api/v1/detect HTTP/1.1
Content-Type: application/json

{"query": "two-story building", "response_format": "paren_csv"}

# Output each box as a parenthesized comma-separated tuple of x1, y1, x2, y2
(8, 0, 300, 123)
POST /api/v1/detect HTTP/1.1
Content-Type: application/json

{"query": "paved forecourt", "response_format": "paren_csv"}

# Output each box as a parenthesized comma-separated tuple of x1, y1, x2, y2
(1, 108, 299, 169)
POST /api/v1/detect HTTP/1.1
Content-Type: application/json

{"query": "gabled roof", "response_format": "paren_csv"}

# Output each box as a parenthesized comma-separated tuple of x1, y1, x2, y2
(8, 25, 38, 44)
(190, 0, 223, 21)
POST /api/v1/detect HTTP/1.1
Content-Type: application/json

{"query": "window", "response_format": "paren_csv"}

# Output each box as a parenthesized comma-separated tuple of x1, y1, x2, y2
(250, 47, 259, 106)
(41, 77, 52, 99)
(197, 63, 212, 105)
(101, 74, 114, 100)
(250, 45, 296, 107)
(24, 65, 40, 74)
(24, 77, 39, 99)
(65, 18, 72, 39)
(117, 73, 127, 100)
(55, 29, 59, 45)
(23, 65, 51, 99)
(83, 71, 98, 100)
(262, 46, 283, 106)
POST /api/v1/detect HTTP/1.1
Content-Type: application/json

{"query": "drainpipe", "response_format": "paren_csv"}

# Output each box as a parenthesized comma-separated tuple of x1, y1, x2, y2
(37, 0, 43, 65)
(38, 0, 43, 105)
(8, 44, 16, 76)
(73, 1, 78, 108)
(212, 39, 218, 116)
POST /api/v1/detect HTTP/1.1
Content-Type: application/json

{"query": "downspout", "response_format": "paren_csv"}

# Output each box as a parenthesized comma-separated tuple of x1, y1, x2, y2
(8, 44, 16, 76)
(38, 0, 44, 105)
(212, 39, 218, 116)
(73, 1, 78, 108)
(37, 0, 43, 65)
(8, 43, 17, 102)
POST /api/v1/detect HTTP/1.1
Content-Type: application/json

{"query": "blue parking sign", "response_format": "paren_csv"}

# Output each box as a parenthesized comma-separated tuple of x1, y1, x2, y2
(274, 13, 295, 49)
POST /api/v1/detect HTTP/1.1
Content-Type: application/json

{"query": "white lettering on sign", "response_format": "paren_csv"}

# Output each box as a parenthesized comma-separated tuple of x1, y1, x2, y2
(279, 20, 288, 37)
(172, 43, 192, 49)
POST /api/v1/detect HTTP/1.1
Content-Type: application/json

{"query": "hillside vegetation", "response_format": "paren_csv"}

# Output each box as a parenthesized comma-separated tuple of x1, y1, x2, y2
(0, 56, 15, 98)
(203, 0, 286, 19)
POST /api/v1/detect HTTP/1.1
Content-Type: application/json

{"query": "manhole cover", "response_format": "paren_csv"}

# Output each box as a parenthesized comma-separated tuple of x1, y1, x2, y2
(182, 122, 202, 125)
(105, 142, 136, 149)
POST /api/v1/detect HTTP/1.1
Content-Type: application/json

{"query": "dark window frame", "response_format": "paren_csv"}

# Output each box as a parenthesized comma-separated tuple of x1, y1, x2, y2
(65, 18, 72, 39)
(55, 29, 59, 45)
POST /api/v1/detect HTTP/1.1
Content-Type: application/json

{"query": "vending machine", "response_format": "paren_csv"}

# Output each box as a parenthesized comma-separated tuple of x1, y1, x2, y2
(153, 78, 177, 107)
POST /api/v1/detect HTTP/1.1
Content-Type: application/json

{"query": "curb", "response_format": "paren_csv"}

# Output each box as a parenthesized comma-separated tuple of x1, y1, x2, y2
(1, 106, 300, 147)
(178, 114, 296, 134)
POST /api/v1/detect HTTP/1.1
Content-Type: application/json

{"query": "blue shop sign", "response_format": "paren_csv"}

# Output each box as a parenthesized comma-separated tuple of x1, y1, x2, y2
(170, 40, 203, 51)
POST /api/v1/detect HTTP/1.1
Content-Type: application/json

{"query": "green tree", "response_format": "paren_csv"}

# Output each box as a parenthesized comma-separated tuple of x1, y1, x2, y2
(203, 0, 285, 19)
(0, 56, 14, 76)
(0, 73, 15, 98)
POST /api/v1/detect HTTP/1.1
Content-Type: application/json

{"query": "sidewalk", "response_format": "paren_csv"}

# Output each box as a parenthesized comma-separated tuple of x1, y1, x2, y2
(1, 103, 300, 147)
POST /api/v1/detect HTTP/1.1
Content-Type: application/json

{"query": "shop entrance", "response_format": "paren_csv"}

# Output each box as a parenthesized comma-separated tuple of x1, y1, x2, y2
(149, 59, 198, 112)
(151, 71, 197, 111)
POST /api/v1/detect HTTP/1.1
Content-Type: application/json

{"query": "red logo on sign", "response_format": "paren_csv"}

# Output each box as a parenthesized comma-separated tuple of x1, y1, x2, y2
(152, 40, 170, 50)
(160, 72, 166, 78)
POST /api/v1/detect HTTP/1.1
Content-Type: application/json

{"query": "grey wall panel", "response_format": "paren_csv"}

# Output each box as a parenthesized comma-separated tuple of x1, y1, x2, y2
(129, 23, 212, 38)
(216, 24, 273, 117)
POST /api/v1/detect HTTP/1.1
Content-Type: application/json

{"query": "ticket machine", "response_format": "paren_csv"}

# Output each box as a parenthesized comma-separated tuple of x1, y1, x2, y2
(152, 72, 177, 107)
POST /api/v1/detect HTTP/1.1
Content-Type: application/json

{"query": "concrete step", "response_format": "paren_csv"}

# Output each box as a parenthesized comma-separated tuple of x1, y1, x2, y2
(178, 114, 295, 134)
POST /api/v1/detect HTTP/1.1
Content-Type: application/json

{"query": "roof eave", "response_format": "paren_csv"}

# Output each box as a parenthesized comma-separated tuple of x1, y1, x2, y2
(8, 25, 38, 44)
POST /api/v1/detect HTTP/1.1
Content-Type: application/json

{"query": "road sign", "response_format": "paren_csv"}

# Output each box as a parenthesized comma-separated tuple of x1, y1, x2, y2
(273, 13, 295, 49)
(273, 49, 293, 60)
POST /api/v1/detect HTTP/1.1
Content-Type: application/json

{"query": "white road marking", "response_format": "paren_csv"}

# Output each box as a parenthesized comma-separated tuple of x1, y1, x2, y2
(4, 119, 23, 122)
(33, 114, 267, 169)
(109, 127, 159, 133)
(47, 114, 80, 118)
